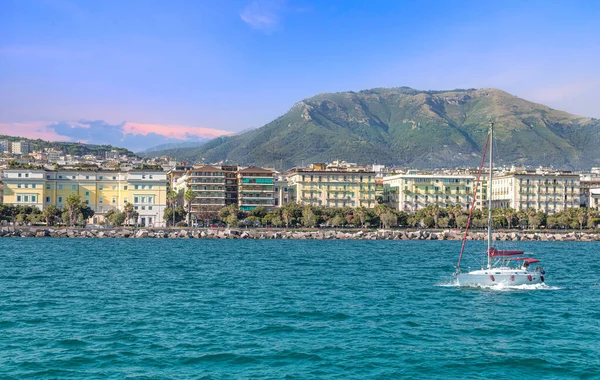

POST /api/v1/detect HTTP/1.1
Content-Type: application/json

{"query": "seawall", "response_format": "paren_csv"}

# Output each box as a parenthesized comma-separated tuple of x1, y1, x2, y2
(1, 227, 599, 241)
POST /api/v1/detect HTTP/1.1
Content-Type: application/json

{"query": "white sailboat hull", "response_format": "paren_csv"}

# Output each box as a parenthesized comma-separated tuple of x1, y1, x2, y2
(457, 270, 544, 287)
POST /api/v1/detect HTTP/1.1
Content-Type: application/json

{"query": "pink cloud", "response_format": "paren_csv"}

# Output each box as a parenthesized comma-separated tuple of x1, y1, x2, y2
(123, 122, 235, 139)
(0, 122, 72, 141)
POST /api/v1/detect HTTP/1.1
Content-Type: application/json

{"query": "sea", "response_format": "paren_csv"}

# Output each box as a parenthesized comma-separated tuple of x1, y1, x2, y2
(0, 238, 598, 379)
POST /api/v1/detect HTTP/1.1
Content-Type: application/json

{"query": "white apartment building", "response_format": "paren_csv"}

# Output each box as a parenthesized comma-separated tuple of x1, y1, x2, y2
(383, 173, 481, 212)
(11, 141, 31, 155)
(491, 171, 580, 213)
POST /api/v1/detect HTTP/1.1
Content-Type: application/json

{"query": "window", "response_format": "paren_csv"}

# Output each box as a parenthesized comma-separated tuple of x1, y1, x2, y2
(112, 197, 116, 204)
(149, 175, 153, 179)
(134, 206, 139, 210)
(32, 184, 36, 188)
(86, 176, 89, 179)
(71, 185, 77, 190)
(99, 176, 103, 180)
(141, 206, 146, 210)
(72, 176, 76, 179)
(58, 196, 63, 203)
(124, 186, 128, 190)
(58, 184, 63, 190)
(148, 206, 153, 210)
(46, 184, 50, 190)
(134, 197, 139, 203)
(99, 185, 103, 190)
(85, 200, 89, 204)
(24, 196, 29, 202)
(85, 191, 89, 196)
(112, 176, 116, 180)
(18, 173, 22, 177)
(17, 196, 21, 202)
(99, 198, 103, 204)
(59, 175, 63, 179)
(17, 184, 21, 188)
(46, 175, 51, 179)
(31, 196, 36, 202)
(46, 196, 50, 202)
(135, 185, 139, 190)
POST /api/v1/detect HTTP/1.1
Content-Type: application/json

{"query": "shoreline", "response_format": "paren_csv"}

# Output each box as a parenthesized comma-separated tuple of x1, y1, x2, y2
(1, 226, 599, 241)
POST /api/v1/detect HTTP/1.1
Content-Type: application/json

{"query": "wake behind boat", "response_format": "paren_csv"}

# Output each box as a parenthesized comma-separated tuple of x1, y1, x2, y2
(454, 122, 546, 287)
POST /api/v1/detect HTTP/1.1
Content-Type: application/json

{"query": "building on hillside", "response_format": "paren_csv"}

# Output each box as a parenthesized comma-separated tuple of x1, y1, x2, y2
(287, 164, 377, 208)
(2, 168, 167, 226)
(238, 166, 275, 211)
(47, 149, 63, 163)
(0, 140, 11, 153)
(11, 141, 31, 155)
(383, 173, 478, 212)
(491, 170, 580, 213)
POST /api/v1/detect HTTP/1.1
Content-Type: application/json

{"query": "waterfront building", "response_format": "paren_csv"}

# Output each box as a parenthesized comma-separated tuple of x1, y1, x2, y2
(491, 170, 580, 213)
(274, 173, 291, 207)
(590, 188, 600, 211)
(187, 165, 227, 219)
(238, 166, 275, 211)
(2, 168, 167, 226)
(287, 164, 377, 208)
(580, 171, 600, 208)
(383, 173, 478, 212)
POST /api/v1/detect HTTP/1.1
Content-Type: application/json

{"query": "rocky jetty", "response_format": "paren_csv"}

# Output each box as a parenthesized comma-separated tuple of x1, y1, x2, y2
(1, 226, 599, 241)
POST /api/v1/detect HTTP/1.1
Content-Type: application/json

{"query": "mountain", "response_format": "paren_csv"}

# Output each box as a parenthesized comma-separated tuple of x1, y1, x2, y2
(138, 141, 209, 155)
(0, 134, 136, 157)
(149, 87, 600, 169)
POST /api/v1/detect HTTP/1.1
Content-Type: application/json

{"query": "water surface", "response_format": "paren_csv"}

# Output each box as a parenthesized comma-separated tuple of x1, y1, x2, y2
(0, 239, 598, 378)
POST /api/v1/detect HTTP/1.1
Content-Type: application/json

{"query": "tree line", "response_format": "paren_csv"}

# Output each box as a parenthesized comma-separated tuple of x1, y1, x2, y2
(0, 194, 95, 227)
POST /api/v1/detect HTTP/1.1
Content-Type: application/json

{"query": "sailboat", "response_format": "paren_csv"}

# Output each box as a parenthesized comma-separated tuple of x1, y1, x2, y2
(455, 122, 546, 287)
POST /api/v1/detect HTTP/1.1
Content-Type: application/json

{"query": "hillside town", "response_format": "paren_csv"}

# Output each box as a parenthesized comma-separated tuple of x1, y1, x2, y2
(1, 143, 600, 228)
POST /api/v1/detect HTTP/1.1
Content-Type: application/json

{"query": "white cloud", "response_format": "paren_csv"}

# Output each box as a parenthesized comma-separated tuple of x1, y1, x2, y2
(240, 0, 284, 33)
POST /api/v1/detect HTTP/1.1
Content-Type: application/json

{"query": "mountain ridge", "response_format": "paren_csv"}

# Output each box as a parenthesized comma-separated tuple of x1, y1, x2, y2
(145, 87, 600, 169)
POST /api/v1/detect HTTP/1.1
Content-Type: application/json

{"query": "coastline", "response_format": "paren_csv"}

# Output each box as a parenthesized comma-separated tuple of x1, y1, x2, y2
(2, 226, 599, 241)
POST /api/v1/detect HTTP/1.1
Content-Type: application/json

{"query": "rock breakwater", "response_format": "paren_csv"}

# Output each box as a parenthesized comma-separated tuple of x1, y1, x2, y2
(1, 227, 599, 241)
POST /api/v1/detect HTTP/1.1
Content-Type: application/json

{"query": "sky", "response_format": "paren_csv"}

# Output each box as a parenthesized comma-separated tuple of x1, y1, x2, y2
(1, 0, 599, 151)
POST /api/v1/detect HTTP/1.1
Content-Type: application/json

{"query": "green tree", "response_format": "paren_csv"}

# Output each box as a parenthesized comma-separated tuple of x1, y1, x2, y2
(108, 211, 126, 226)
(330, 214, 345, 227)
(301, 206, 317, 227)
(167, 190, 178, 227)
(381, 212, 398, 229)
(184, 189, 196, 226)
(124, 202, 134, 226)
(42, 205, 61, 226)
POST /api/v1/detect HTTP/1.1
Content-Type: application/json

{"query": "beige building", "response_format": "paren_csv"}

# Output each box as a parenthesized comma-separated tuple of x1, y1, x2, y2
(491, 171, 579, 213)
(287, 164, 377, 208)
(383, 173, 480, 212)
(11, 141, 31, 155)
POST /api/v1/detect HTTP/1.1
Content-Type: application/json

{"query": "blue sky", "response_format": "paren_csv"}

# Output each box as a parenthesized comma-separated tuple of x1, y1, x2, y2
(1, 0, 599, 150)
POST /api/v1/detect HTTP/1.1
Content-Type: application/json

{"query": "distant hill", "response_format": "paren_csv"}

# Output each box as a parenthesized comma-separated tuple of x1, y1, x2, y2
(106, 87, 600, 169)
(0, 134, 136, 157)
(138, 141, 209, 155)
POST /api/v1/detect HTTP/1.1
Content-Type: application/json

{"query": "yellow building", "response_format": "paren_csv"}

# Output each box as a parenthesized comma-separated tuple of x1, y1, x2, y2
(287, 164, 377, 208)
(2, 168, 167, 226)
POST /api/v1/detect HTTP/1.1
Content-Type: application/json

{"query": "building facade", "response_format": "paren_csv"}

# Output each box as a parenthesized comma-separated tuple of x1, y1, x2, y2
(287, 165, 377, 208)
(11, 141, 31, 155)
(491, 171, 580, 213)
(383, 174, 478, 212)
(2, 168, 167, 226)
(238, 167, 275, 211)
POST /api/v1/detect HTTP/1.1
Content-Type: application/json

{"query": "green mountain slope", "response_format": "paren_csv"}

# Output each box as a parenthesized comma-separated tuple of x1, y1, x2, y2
(153, 87, 600, 169)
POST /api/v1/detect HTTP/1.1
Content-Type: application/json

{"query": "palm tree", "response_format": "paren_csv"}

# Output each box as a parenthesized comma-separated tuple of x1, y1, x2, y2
(576, 208, 587, 230)
(166, 190, 178, 227)
(525, 208, 537, 230)
(124, 202, 134, 226)
(502, 208, 516, 229)
(184, 189, 196, 226)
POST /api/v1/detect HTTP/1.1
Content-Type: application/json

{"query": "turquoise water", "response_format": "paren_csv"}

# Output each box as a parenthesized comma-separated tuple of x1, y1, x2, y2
(0, 239, 599, 379)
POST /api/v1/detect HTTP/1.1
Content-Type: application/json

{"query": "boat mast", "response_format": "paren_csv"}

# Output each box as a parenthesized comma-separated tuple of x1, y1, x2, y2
(487, 122, 494, 269)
